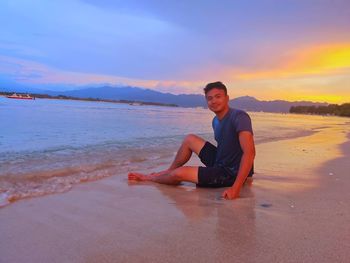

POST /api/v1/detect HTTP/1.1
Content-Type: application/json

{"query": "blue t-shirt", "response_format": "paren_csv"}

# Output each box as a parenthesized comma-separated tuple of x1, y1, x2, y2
(212, 108, 254, 176)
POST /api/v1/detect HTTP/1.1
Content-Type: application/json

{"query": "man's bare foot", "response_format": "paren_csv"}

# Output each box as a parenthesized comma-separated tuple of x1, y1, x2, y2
(128, 172, 149, 181)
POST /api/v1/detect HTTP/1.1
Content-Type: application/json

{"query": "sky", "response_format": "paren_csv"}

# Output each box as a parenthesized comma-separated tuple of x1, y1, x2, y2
(0, 0, 349, 103)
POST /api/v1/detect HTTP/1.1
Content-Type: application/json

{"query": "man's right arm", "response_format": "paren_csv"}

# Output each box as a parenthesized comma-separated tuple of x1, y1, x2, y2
(222, 131, 255, 200)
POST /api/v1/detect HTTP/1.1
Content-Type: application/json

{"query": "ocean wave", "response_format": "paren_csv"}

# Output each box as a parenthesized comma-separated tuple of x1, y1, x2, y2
(0, 145, 175, 207)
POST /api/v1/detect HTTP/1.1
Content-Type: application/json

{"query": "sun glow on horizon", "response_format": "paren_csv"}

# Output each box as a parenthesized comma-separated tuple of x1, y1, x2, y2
(234, 43, 350, 80)
(1, 45, 350, 104)
(222, 43, 350, 104)
(227, 90, 350, 105)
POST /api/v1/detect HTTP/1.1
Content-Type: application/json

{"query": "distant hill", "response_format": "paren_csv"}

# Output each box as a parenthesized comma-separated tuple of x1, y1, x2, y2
(0, 85, 328, 112)
(230, 96, 328, 113)
(56, 86, 205, 108)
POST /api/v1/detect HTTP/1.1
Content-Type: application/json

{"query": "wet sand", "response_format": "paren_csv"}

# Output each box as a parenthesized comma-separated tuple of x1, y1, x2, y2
(1, 124, 350, 263)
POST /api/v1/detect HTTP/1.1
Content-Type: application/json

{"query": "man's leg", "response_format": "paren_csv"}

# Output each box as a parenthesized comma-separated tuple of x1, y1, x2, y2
(168, 134, 206, 170)
(128, 134, 205, 182)
(128, 166, 199, 185)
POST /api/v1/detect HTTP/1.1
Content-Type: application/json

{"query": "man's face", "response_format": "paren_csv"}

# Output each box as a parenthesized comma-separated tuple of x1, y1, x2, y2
(205, 88, 229, 113)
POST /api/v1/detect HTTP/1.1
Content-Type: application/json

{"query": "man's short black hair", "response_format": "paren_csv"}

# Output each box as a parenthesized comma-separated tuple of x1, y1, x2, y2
(204, 81, 227, 95)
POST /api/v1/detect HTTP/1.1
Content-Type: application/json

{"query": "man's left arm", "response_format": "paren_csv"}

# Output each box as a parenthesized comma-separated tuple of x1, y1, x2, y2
(222, 131, 255, 200)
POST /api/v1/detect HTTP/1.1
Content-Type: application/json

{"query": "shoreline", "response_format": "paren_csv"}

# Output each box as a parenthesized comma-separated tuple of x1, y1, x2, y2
(0, 125, 324, 208)
(0, 124, 349, 262)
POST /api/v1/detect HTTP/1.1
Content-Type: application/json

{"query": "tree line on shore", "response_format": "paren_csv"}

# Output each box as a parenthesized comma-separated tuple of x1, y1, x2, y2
(290, 103, 350, 117)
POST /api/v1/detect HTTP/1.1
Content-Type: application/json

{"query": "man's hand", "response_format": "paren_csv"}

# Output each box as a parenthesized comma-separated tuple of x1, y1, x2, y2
(222, 187, 240, 200)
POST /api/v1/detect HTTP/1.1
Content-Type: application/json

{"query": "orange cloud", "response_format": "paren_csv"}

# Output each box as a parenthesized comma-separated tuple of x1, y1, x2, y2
(233, 43, 350, 80)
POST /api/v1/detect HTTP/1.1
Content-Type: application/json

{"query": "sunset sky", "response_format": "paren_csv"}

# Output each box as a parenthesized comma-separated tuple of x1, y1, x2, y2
(0, 0, 349, 103)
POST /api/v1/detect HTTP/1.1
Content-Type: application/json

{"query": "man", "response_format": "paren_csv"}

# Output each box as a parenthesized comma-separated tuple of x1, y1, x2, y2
(128, 81, 255, 200)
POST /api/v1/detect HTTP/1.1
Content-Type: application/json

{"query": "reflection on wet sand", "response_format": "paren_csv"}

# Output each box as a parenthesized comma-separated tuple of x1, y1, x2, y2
(154, 182, 259, 260)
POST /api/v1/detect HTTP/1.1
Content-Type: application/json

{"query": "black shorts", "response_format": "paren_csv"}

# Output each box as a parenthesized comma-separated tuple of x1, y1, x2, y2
(197, 142, 237, 188)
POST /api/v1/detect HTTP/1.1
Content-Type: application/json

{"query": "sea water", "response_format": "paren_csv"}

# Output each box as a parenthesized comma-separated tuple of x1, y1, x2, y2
(0, 96, 346, 206)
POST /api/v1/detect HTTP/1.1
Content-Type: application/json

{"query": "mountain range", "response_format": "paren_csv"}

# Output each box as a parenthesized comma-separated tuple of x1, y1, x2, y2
(0, 85, 328, 112)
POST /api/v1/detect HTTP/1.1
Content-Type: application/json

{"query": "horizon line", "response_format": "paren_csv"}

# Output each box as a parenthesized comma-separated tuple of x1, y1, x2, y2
(1, 88, 346, 105)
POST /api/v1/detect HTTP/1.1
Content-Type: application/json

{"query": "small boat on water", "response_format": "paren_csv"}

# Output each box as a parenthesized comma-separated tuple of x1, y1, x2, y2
(6, 93, 35, 100)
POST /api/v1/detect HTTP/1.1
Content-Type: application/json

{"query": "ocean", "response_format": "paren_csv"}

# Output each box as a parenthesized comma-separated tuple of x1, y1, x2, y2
(0, 96, 346, 206)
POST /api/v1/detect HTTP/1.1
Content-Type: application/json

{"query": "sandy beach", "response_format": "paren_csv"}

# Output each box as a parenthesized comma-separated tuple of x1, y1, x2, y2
(1, 123, 350, 263)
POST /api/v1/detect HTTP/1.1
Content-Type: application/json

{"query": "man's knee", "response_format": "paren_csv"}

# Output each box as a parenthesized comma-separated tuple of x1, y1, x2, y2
(183, 134, 205, 155)
(183, 134, 198, 145)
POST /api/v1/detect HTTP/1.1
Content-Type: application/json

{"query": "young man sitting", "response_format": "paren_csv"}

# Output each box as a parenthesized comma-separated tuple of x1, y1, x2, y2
(128, 81, 255, 200)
